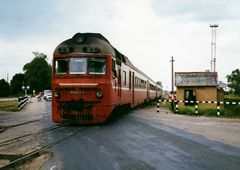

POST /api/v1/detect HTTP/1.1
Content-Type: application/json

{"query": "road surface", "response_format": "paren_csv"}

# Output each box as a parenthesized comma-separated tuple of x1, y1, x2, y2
(42, 110, 240, 170)
(0, 98, 240, 170)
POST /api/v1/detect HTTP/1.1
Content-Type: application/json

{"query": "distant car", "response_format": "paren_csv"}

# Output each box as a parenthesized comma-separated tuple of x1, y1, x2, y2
(43, 90, 51, 100)
(45, 92, 52, 101)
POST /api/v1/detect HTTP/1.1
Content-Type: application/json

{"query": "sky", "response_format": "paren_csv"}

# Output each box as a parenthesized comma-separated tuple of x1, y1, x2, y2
(0, 0, 240, 91)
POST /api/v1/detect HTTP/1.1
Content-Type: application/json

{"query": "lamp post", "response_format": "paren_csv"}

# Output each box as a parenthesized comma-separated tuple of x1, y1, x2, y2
(22, 85, 30, 96)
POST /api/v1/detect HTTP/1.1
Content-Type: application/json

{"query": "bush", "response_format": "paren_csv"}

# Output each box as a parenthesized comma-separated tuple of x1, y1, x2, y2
(178, 106, 222, 116)
(177, 105, 240, 117)
(223, 94, 240, 117)
(224, 105, 240, 117)
(198, 108, 222, 116)
(178, 106, 195, 115)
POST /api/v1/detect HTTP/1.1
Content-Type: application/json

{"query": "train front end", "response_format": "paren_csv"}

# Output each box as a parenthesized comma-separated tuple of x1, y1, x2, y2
(52, 33, 115, 124)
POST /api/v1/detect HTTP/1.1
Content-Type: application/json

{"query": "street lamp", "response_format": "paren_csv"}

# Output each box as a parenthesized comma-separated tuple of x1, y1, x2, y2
(22, 85, 30, 96)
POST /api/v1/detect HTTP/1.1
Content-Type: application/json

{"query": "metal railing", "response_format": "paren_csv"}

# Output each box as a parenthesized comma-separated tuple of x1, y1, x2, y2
(157, 99, 240, 116)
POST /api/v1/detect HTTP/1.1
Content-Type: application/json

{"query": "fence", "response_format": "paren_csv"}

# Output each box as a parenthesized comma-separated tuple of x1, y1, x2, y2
(18, 96, 29, 110)
(156, 99, 240, 116)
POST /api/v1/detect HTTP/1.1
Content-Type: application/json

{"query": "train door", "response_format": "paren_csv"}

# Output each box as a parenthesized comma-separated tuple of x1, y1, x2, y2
(132, 72, 135, 106)
(117, 67, 121, 97)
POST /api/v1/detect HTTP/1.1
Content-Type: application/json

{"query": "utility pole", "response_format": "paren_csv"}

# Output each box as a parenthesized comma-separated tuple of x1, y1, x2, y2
(170, 56, 175, 111)
(210, 24, 218, 72)
(170, 56, 175, 95)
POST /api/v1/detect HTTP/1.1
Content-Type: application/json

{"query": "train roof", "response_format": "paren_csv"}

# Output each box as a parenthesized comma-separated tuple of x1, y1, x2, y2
(54, 33, 156, 83)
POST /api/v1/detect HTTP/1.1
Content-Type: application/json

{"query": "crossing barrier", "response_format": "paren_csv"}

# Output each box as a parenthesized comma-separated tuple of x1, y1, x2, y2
(18, 96, 29, 110)
(156, 99, 240, 116)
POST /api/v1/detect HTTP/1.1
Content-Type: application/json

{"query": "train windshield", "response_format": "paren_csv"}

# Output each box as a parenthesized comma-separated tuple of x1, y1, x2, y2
(54, 57, 106, 75)
(88, 57, 106, 75)
(70, 58, 87, 74)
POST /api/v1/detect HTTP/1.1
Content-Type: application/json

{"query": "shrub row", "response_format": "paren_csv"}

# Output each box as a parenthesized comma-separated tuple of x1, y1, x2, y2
(176, 105, 240, 117)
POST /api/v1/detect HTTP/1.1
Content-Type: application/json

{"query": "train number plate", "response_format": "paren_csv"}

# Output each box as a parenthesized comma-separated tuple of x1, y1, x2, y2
(69, 90, 85, 95)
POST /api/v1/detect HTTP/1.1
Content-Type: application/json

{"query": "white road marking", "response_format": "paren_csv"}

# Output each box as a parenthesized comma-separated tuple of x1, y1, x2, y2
(50, 165, 57, 170)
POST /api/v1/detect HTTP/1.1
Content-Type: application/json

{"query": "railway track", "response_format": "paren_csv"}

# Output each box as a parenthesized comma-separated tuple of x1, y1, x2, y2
(0, 112, 51, 133)
(0, 123, 67, 146)
(0, 112, 50, 124)
(0, 125, 89, 169)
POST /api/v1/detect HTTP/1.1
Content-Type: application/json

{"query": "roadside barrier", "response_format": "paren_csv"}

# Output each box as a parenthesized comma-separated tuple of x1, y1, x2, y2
(157, 102, 160, 112)
(18, 96, 29, 110)
(156, 99, 240, 116)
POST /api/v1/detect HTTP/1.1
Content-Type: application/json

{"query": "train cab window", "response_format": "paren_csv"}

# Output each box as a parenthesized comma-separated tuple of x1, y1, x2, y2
(55, 59, 68, 74)
(70, 58, 87, 74)
(88, 57, 106, 75)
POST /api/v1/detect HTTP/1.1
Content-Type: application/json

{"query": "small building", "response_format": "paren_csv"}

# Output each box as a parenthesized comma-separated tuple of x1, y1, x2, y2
(175, 72, 224, 107)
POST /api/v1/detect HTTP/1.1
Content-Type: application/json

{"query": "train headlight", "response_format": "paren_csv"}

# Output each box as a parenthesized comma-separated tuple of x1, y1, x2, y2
(96, 91, 103, 99)
(54, 90, 60, 98)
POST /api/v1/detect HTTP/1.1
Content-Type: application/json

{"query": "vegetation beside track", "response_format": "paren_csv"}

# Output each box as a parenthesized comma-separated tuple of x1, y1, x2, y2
(0, 100, 18, 111)
(156, 94, 240, 117)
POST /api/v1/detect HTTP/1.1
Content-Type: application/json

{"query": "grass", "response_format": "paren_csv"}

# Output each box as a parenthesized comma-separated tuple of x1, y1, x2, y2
(223, 105, 240, 117)
(223, 94, 240, 117)
(159, 101, 171, 109)
(154, 94, 240, 117)
(0, 100, 18, 111)
(177, 106, 220, 116)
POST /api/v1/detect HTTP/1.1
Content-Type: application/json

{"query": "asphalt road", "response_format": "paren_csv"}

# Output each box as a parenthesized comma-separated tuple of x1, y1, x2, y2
(41, 105, 240, 170)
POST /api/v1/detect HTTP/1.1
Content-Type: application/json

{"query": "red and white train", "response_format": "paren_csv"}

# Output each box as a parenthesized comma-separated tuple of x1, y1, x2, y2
(52, 33, 162, 124)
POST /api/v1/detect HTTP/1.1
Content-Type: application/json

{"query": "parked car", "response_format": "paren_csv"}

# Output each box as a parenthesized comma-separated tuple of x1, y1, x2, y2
(45, 92, 52, 101)
(43, 90, 51, 100)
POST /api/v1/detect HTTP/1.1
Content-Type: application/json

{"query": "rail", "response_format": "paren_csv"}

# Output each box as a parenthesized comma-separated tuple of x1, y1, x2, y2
(0, 126, 88, 169)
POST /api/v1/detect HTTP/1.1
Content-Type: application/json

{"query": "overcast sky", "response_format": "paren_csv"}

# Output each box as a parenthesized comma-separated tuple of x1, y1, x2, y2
(1, 0, 240, 90)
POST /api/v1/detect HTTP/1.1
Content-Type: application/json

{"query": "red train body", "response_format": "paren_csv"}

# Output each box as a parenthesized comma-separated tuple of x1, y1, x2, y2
(52, 33, 162, 124)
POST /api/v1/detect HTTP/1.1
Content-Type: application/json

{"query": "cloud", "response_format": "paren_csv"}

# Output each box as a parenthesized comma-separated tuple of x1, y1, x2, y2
(0, 0, 239, 89)
(150, 0, 240, 22)
(0, 0, 61, 41)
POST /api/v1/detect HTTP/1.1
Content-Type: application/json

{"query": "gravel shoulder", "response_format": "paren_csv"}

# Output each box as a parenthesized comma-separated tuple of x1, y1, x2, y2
(0, 97, 49, 168)
(134, 106, 240, 148)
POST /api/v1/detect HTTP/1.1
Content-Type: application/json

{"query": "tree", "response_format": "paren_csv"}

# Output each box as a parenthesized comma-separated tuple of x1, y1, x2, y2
(23, 52, 52, 92)
(226, 69, 240, 96)
(0, 79, 10, 97)
(10, 73, 25, 95)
